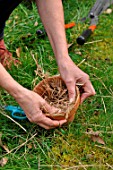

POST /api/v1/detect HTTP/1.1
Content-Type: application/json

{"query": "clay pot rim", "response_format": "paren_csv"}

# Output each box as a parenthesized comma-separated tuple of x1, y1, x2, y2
(33, 75, 80, 121)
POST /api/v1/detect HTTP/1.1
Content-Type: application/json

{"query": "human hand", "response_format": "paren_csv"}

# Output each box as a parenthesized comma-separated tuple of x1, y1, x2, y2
(57, 56, 96, 104)
(15, 88, 67, 129)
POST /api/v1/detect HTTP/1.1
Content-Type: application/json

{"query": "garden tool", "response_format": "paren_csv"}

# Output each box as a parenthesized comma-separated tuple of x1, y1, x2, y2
(76, 0, 113, 45)
(36, 22, 76, 38)
(0, 105, 27, 120)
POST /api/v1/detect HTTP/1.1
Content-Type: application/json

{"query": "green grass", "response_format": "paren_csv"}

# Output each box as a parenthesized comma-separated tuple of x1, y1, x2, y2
(0, 0, 113, 169)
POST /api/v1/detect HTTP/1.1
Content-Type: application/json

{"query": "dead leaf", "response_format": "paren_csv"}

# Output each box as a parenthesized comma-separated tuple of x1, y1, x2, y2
(27, 143, 33, 149)
(75, 51, 82, 56)
(86, 128, 100, 136)
(2, 145, 10, 153)
(86, 128, 105, 145)
(94, 110, 100, 116)
(48, 55, 54, 61)
(16, 47, 21, 58)
(7, 20, 12, 24)
(0, 133, 3, 146)
(0, 133, 10, 153)
(91, 135, 105, 145)
(18, 139, 24, 144)
(86, 154, 94, 160)
(104, 8, 112, 14)
(34, 21, 38, 26)
(14, 15, 19, 19)
(67, 43, 73, 48)
(0, 157, 8, 167)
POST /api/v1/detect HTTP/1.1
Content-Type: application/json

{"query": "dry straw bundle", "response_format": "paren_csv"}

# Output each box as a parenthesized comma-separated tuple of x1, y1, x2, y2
(33, 75, 80, 122)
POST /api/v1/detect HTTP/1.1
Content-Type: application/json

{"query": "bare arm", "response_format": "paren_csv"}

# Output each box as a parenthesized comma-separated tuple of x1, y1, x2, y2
(36, 0, 96, 103)
(0, 63, 67, 129)
(36, 0, 68, 59)
(0, 63, 23, 97)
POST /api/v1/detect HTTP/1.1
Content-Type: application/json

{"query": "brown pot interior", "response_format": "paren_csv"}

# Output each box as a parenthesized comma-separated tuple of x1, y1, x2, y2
(33, 76, 80, 122)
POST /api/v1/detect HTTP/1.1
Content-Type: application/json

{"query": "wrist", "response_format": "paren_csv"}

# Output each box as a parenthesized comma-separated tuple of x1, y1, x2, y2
(56, 53, 69, 63)
(57, 55, 72, 68)
(0, 63, 27, 100)
(10, 84, 27, 101)
(4, 79, 26, 100)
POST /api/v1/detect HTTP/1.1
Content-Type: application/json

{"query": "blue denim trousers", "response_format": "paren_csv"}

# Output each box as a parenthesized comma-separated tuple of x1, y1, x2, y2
(0, 0, 22, 40)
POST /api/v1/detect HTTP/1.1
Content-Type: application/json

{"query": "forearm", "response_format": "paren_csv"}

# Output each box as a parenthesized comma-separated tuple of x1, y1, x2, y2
(0, 63, 24, 99)
(36, 0, 69, 64)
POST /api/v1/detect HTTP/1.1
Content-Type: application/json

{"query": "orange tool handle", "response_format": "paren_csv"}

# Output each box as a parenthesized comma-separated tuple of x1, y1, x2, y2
(65, 22, 76, 29)
(76, 25, 97, 45)
(89, 25, 97, 31)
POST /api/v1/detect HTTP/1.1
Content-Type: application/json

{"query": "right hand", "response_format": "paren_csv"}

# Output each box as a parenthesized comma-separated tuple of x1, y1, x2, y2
(15, 88, 67, 129)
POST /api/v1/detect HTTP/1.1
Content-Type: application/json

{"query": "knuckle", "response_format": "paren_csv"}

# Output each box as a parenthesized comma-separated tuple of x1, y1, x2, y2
(92, 90, 96, 96)
(29, 113, 41, 123)
(89, 90, 96, 97)
(41, 100, 45, 105)
(45, 126, 50, 130)
(84, 73, 90, 80)
(68, 91, 75, 96)
(65, 79, 73, 85)
(29, 117, 36, 123)
(28, 118, 32, 122)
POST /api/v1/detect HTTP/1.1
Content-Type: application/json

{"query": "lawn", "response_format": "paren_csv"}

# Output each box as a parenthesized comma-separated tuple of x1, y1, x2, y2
(0, 0, 113, 169)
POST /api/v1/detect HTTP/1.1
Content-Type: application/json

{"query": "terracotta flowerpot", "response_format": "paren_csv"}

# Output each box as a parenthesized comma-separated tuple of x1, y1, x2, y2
(33, 75, 80, 122)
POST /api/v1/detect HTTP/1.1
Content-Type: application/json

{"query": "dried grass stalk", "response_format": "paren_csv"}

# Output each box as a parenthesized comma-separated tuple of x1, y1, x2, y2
(33, 76, 80, 122)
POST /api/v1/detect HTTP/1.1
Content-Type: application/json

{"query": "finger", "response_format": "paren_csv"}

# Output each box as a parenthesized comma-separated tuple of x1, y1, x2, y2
(42, 101, 61, 114)
(37, 115, 67, 129)
(58, 119, 68, 126)
(66, 80, 76, 103)
(37, 122, 51, 130)
(80, 81, 96, 104)
(42, 116, 67, 127)
(81, 92, 92, 104)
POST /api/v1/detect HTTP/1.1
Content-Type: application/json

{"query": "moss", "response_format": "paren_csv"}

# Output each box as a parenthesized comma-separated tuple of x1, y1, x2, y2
(48, 133, 113, 168)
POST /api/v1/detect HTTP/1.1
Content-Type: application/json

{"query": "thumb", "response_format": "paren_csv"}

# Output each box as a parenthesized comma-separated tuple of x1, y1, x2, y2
(80, 92, 91, 104)
(42, 101, 61, 115)
(66, 81, 76, 103)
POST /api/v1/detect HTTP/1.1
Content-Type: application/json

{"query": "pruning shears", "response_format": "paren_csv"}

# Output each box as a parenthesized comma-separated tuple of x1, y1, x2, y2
(76, 0, 113, 45)
(36, 22, 76, 37)
(0, 105, 27, 120)
(36, 0, 113, 45)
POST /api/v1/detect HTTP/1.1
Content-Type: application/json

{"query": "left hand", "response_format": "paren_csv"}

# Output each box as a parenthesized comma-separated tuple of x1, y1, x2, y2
(57, 56, 96, 103)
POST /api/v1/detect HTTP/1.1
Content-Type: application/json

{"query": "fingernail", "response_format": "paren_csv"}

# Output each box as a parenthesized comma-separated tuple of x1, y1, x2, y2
(57, 109, 61, 113)
(54, 108, 61, 114)
(69, 98, 74, 103)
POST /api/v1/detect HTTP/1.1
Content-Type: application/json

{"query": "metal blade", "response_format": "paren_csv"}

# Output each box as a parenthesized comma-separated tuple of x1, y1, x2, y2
(82, 0, 113, 23)
(89, 0, 107, 17)
(89, 0, 113, 25)
(103, 0, 113, 10)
